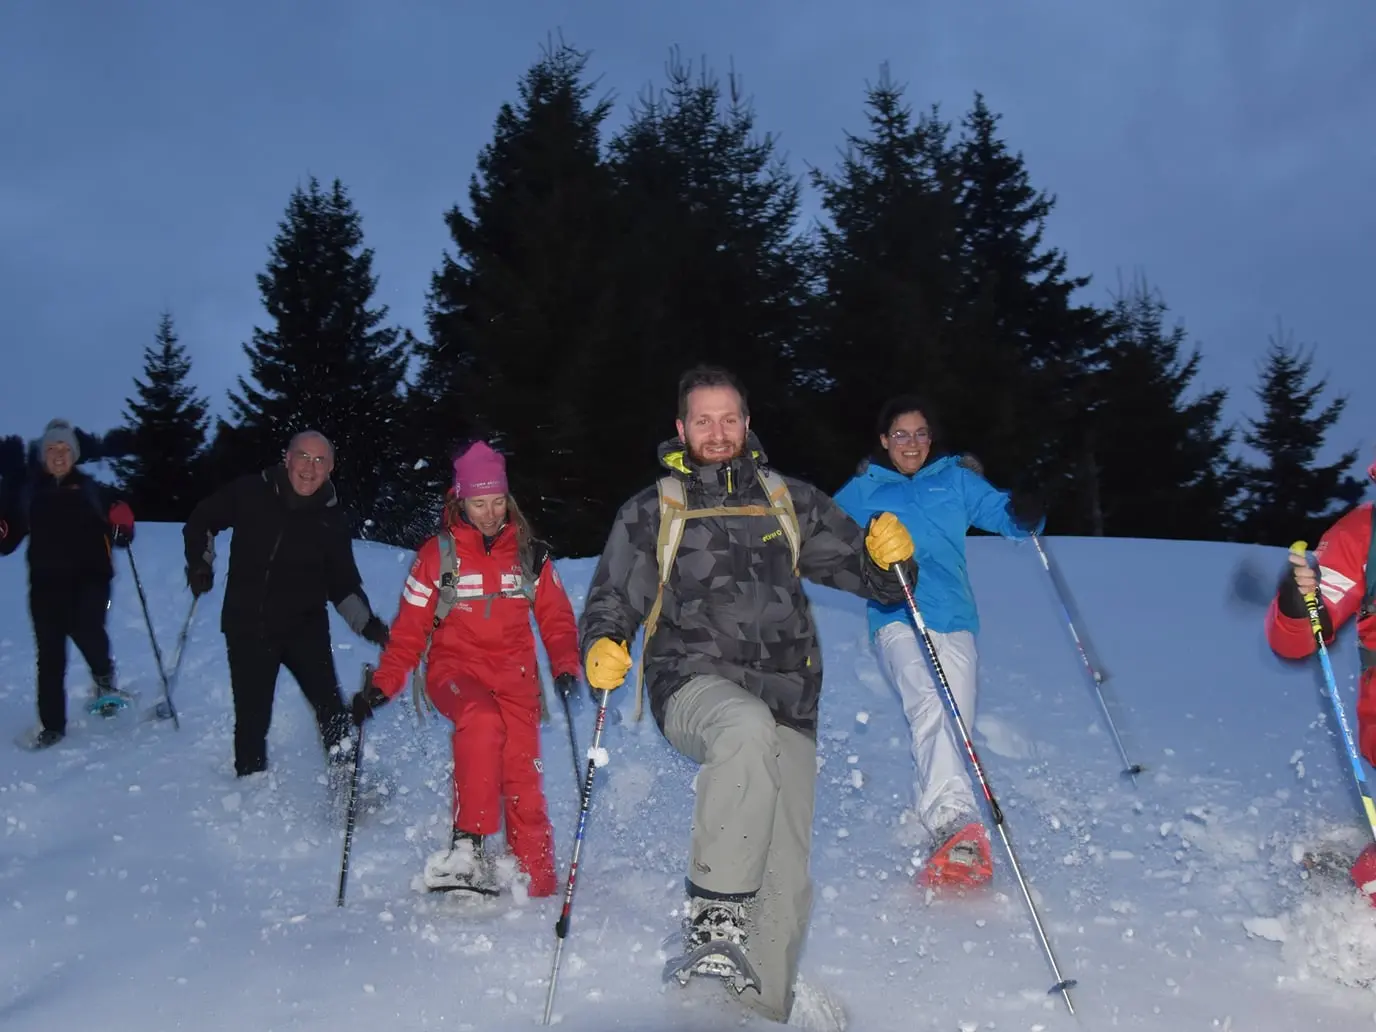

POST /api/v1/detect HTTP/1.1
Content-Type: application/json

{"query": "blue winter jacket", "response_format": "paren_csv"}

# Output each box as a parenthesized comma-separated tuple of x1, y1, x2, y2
(834, 454, 1043, 638)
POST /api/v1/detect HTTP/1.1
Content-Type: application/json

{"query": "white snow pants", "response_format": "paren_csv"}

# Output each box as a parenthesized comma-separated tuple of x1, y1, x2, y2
(875, 621, 980, 841)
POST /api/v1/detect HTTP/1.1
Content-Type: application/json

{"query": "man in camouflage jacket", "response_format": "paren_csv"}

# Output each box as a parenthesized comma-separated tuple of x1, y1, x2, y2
(579, 365, 915, 1024)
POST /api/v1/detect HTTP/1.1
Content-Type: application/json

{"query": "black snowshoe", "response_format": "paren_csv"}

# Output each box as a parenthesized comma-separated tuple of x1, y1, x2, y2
(662, 895, 761, 994)
(423, 831, 501, 897)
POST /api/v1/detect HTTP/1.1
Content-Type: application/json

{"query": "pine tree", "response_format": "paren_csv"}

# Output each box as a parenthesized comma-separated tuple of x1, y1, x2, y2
(808, 67, 964, 480)
(809, 82, 1108, 502)
(948, 94, 1109, 505)
(605, 51, 814, 483)
(228, 177, 409, 538)
(1082, 279, 1242, 540)
(421, 38, 616, 555)
(1235, 333, 1365, 546)
(112, 312, 210, 520)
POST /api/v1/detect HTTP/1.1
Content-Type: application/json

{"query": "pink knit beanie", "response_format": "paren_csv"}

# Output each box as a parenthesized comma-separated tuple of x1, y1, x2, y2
(453, 441, 508, 498)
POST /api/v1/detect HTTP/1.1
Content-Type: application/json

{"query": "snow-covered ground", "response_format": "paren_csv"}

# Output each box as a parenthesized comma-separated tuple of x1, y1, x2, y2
(2, 525, 1374, 1030)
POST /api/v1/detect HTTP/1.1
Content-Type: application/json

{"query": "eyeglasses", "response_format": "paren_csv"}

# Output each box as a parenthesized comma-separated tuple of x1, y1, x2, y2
(290, 451, 329, 467)
(888, 429, 931, 445)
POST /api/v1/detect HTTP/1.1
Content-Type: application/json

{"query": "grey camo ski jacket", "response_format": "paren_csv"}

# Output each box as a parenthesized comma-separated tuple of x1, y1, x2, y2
(579, 434, 909, 737)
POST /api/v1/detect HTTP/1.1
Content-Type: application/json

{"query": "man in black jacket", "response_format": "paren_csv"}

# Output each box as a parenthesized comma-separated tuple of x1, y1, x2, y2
(0, 419, 136, 749)
(183, 430, 388, 777)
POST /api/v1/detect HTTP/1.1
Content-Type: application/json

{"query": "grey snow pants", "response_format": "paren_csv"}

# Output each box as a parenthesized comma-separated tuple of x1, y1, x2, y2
(663, 674, 817, 1024)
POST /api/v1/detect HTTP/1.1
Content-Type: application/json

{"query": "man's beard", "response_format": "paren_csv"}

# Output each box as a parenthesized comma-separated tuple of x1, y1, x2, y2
(688, 439, 746, 467)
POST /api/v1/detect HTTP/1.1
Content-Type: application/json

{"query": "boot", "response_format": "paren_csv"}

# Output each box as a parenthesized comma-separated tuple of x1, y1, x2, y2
(89, 672, 132, 716)
(423, 830, 499, 895)
(28, 727, 65, 750)
(685, 893, 753, 981)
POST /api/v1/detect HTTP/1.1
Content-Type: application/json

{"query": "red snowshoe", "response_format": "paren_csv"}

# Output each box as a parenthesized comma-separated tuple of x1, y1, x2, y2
(919, 821, 993, 893)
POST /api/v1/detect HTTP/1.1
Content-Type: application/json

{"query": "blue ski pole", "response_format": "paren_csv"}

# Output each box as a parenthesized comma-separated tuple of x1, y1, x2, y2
(1291, 541, 1376, 842)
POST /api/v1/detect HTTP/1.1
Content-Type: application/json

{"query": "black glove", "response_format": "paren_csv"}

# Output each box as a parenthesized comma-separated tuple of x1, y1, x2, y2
(1275, 566, 1334, 637)
(187, 562, 213, 597)
(350, 678, 389, 725)
(554, 673, 578, 701)
(362, 615, 390, 648)
(1007, 492, 1044, 532)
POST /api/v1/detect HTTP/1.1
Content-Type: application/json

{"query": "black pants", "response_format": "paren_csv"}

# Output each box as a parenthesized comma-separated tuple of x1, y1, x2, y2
(30, 576, 114, 734)
(225, 624, 350, 777)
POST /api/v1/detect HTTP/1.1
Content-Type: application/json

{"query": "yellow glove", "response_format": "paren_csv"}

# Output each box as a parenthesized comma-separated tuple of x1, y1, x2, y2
(586, 637, 632, 691)
(866, 512, 914, 570)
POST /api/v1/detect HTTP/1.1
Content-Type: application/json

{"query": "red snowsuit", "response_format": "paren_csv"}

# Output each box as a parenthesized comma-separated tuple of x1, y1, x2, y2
(1265, 500, 1376, 897)
(371, 518, 581, 897)
(1265, 502, 1376, 761)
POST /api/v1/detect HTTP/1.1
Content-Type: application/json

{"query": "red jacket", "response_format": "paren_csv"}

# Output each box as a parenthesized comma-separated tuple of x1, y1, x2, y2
(372, 519, 581, 698)
(1266, 502, 1376, 763)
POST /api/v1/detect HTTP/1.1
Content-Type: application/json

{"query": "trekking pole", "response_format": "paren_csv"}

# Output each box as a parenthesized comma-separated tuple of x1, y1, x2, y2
(337, 665, 371, 908)
(1291, 542, 1376, 842)
(894, 564, 1078, 1014)
(152, 597, 199, 729)
(1030, 532, 1143, 783)
(124, 545, 174, 716)
(558, 690, 582, 790)
(541, 686, 615, 1025)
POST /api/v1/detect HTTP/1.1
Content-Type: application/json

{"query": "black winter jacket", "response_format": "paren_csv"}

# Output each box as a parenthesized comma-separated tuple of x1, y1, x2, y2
(183, 466, 376, 641)
(0, 469, 119, 583)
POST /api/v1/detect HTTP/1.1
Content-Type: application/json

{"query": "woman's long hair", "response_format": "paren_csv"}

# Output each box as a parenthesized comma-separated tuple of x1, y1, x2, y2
(443, 491, 537, 579)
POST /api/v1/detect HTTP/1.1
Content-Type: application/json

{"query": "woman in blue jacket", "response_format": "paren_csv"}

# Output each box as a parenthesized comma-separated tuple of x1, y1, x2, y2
(834, 395, 1043, 889)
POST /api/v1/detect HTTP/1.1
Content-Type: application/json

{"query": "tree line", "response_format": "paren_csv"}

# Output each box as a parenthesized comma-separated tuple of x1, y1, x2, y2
(4, 41, 1365, 556)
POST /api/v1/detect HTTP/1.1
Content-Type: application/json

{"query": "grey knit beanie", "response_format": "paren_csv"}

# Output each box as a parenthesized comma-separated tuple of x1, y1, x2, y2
(41, 419, 80, 463)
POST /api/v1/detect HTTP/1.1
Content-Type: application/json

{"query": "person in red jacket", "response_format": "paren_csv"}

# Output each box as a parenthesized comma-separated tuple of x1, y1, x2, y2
(348, 442, 581, 898)
(1265, 464, 1376, 900)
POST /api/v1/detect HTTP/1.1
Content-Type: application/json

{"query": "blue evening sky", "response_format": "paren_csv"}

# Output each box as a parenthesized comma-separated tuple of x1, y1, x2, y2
(2, 1, 1372, 474)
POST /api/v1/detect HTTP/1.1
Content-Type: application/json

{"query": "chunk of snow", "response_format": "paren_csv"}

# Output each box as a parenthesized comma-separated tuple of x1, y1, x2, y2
(587, 747, 609, 768)
(855, 711, 869, 724)
(1243, 919, 1282, 946)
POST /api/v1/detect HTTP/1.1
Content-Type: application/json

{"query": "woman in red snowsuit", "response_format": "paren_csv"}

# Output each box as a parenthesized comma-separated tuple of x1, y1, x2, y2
(351, 442, 581, 897)
(1265, 462, 1376, 899)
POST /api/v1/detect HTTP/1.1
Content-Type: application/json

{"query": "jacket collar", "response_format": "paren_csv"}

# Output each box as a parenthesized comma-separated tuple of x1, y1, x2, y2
(265, 464, 338, 510)
(855, 451, 955, 483)
(656, 431, 769, 497)
(448, 512, 511, 552)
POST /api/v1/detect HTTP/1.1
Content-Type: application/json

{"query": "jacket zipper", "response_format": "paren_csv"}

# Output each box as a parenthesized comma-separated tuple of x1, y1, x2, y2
(259, 528, 284, 624)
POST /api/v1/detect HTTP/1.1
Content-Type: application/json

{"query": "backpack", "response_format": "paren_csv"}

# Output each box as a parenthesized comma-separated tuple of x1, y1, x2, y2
(631, 468, 802, 722)
(408, 530, 548, 722)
